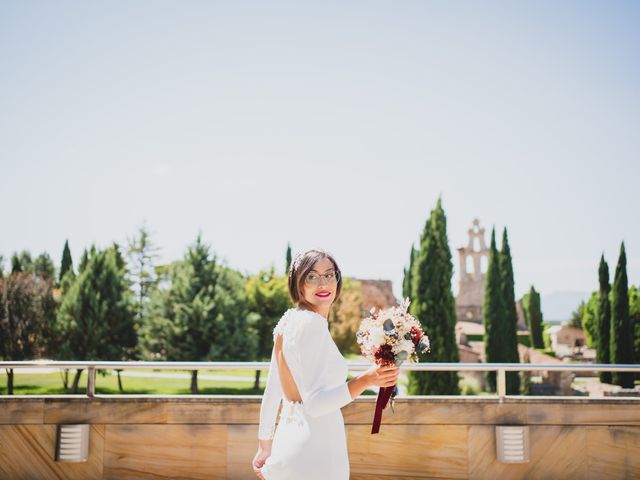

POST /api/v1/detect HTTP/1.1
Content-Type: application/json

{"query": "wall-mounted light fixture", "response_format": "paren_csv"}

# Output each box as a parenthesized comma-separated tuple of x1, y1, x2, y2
(55, 424, 90, 462)
(496, 426, 530, 463)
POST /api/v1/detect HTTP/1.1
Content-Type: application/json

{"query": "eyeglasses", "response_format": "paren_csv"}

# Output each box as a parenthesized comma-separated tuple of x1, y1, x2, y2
(305, 270, 341, 286)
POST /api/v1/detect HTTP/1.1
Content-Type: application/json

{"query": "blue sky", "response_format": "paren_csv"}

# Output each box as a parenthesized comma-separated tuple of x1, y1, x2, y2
(1, 1, 639, 309)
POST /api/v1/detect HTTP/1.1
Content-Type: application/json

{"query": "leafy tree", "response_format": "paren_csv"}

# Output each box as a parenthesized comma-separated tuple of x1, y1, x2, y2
(57, 246, 136, 392)
(0, 255, 4, 278)
(568, 301, 585, 329)
(245, 268, 291, 389)
(610, 242, 634, 388)
(328, 277, 363, 355)
(596, 255, 611, 383)
(524, 286, 544, 349)
(581, 291, 599, 348)
(408, 198, 459, 395)
(60, 240, 73, 282)
(0, 273, 56, 393)
(141, 235, 255, 393)
(499, 227, 520, 394)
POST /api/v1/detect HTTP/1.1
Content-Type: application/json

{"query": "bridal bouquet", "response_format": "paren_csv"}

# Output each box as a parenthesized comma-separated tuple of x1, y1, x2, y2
(356, 298, 430, 434)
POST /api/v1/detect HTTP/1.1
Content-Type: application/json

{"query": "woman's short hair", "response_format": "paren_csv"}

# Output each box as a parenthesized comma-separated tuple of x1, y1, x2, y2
(288, 248, 342, 309)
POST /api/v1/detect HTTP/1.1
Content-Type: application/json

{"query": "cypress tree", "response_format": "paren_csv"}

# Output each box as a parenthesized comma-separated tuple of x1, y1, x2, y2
(629, 286, 640, 366)
(483, 228, 505, 391)
(610, 242, 634, 388)
(60, 240, 73, 282)
(285, 242, 292, 274)
(408, 198, 459, 395)
(402, 245, 416, 299)
(526, 286, 544, 349)
(499, 228, 520, 394)
(596, 254, 611, 383)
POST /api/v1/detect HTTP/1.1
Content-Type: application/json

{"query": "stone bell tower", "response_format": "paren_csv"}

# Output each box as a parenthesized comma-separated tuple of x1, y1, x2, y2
(455, 219, 489, 323)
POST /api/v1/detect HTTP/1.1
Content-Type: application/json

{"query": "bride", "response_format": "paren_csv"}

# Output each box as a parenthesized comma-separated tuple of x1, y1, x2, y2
(252, 248, 399, 479)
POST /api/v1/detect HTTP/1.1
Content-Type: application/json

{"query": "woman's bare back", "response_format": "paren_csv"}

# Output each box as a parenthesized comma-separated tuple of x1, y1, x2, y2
(274, 333, 302, 402)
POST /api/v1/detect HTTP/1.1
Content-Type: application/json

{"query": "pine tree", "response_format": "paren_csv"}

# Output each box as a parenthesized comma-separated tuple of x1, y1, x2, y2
(33, 253, 56, 280)
(127, 226, 159, 323)
(483, 228, 505, 391)
(499, 228, 520, 394)
(596, 255, 611, 383)
(12, 250, 34, 273)
(285, 242, 292, 274)
(59, 240, 73, 282)
(57, 246, 136, 392)
(78, 246, 96, 274)
(402, 245, 416, 299)
(526, 286, 544, 349)
(610, 242, 634, 388)
(141, 235, 255, 393)
(408, 198, 459, 395)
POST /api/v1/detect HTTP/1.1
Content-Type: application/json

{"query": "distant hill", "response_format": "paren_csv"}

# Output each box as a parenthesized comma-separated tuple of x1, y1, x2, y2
(540, 290, 591, 323)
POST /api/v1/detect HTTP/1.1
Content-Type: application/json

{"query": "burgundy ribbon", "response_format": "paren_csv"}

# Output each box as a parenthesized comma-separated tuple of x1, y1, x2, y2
(371, 384, 395, 434)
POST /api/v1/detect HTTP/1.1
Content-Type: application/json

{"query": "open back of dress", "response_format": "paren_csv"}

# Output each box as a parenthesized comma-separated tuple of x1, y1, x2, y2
(274, 333, 302, 403)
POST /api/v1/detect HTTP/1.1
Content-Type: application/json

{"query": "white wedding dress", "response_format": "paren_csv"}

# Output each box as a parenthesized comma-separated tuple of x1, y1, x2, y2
(258, 307, 352, 480)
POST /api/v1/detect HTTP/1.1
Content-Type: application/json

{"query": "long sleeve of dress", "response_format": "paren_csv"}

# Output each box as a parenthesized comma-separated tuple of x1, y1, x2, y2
(283, 313, 353, 419)
(257, 343, 283, 441)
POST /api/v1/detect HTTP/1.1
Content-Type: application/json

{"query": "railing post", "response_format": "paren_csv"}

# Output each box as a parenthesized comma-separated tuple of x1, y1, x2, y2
(497, 368, 506, 402)
(87, 367, 96, 398)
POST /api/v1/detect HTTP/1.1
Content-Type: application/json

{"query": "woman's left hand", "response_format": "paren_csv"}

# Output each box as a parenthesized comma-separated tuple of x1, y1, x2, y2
(252, 446, 271, 479)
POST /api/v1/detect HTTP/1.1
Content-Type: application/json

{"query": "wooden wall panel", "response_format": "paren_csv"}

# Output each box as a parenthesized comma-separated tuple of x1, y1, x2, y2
(587, 426, 640, 480)
(0, 397, 44, 424)
(1, 396, 639, 479)
(103, 424, 227, 480)
(0, 424, 104, 480)
(227, 425, 260, 480)
(347, 424, 468, 479)
(468, 425, 587, 480)
(44, 396, 262, 425)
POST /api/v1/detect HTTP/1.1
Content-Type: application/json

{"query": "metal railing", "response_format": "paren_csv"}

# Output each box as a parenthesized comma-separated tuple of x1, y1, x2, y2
(1, 361, 639, 401)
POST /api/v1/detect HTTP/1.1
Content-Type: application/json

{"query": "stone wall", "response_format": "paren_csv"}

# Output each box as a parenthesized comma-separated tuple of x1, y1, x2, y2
(1, 395, 639, 479)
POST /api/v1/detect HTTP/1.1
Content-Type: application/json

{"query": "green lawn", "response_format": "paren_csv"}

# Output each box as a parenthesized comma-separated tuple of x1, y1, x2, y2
(1, 368, 379, 396)
(0, 370, 265, 395)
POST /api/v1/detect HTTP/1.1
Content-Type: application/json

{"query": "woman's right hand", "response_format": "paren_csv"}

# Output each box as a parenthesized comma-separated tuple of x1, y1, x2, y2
(366, 364, 400, 388)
